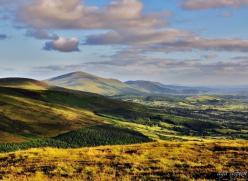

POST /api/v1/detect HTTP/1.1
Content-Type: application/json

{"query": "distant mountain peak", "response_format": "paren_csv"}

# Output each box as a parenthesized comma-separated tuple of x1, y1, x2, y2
(67, 71, 96, 76)
(49, 71, 98, 81)
(46, 72, 206, 95)
(46, 71, 140, 96)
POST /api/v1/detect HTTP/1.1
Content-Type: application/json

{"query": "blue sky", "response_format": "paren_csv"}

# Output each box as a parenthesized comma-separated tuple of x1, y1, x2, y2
(0, 0, 248, 86)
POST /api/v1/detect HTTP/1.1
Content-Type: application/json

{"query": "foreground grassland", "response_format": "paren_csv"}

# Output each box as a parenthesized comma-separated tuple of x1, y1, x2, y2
(0, 140, 247, 181)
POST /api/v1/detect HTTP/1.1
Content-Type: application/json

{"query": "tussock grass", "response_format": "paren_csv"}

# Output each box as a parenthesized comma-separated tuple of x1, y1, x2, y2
(0, 140, 247, 180)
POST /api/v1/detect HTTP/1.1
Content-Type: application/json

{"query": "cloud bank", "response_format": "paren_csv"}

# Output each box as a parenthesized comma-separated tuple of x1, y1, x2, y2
(26, 29, 58, 40)
(183, 0, 248, 10)
(19, 0, 164, 30)
(8, 0, 248, 54)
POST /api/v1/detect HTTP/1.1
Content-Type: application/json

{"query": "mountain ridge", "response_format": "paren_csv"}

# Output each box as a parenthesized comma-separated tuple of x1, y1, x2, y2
(46, 71, 207, 95)
(2, 73, 246, 95)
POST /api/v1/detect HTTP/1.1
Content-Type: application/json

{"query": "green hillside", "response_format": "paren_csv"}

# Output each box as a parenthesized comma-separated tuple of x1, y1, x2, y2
(46, 71, 140, 96)
(0, 87, 105, 143)
(0, 78, 154, 144)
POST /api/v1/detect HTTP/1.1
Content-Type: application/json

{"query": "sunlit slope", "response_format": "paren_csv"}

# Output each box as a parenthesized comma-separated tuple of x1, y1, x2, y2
(0, 78, 49, 90)
(0, 140, 247, 180)
(46, 71, 140, 96)
(0, 89, 104, 143)
(0, 83, 119, 143)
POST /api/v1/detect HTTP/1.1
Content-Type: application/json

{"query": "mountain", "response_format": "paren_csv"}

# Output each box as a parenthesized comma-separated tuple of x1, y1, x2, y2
(46, 71, 140, 96)
(46, 72, 208, 96)
(125, 80, 205, 95)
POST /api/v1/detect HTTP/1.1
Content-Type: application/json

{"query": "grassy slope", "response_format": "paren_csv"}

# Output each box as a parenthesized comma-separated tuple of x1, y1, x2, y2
(0, 88, 105, 142)
(0, 78, 49, 90)
(0, 140, 247, 180)
(0, 79, 154, 144)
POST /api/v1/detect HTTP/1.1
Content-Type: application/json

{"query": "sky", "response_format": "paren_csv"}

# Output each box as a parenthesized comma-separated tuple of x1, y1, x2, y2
(0, 0, 248, 86)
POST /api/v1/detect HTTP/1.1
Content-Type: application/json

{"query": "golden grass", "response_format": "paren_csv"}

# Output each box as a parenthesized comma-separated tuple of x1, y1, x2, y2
(0, 82, 49, 91)
(0, 140, 247, 180)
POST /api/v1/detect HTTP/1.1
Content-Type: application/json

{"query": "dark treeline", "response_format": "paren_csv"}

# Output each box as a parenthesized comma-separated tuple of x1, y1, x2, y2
(0, 125, 152, 153)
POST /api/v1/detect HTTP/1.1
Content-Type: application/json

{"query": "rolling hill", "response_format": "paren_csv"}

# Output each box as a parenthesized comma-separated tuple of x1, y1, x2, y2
(46, 71, 140, 96)
(0, 78, 154, 143)
(125, 80, 206, 95)
(0, 78, 50, 90)
(125, 80, 175, 94)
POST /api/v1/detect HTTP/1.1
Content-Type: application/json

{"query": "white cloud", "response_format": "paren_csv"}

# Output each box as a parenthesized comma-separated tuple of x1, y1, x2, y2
(44, 37, 80, 52)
